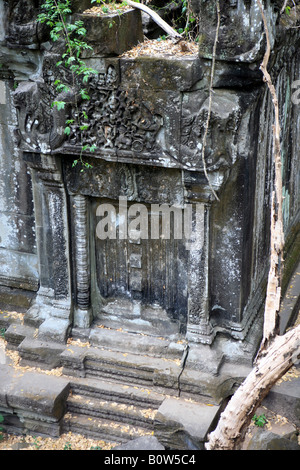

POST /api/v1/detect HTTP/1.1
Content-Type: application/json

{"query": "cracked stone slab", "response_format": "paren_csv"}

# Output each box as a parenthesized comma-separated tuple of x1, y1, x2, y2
(0, 363, 70, 420)
(262, 372, 300, 427)
(154, 397, 221, 450)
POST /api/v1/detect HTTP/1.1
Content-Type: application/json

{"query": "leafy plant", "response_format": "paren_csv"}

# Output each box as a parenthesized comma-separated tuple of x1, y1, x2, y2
(91, 0, 130, 28)
(37, 0, 98, 170)
(63, 441, 72, 450)
(0, 327, 5, 338)
(152, 0, 199, 41)
(32, 436, 42, 449)
(252, 413, 268, 427)
(0, 413, 4, 441)
(285, 5, 291, 15)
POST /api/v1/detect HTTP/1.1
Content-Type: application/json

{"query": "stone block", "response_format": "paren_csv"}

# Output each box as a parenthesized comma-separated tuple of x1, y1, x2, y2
(194, 0, 277, 64)
(4, 323, 36, 350)
(0, 248, 38, 292)
(245, 429, 300, 451)
(60, 344, 87, 378)
(0, 212, 36, 253)
(18, 337, 65, 369)
(116, 435, 165, 451)
(0, 363, 70, 421)
(184, 343, 225, 375)
(75, 9, 144, 57)
(120, 55, 203, 91)
(38, 317, 70, 344)
(154, 397, 221, 449)
(89, 326, 184, 359)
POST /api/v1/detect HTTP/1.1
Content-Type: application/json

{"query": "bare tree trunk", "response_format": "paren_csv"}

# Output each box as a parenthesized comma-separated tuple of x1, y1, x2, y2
(256, 0, 285, 357)
(205, 326, 300, 450)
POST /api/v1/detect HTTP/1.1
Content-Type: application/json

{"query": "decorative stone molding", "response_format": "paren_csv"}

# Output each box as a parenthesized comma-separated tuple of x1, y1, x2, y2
(23, 153, 72, 340)
(70, 194, 92, 329)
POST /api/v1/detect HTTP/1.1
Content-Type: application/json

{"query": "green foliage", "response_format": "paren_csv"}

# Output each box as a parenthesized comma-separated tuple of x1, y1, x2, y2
(91, 0, 130, 28)
(252, 413, 268, 427)
(37, 0, 98, 170)
(0, 413, 4, 441)
(285, 5, 291, 15)
(32, 436, 42, 449)
(63, 441, 72, 450)
(153, 0, 199, 41)
(0, 327, 5, 338)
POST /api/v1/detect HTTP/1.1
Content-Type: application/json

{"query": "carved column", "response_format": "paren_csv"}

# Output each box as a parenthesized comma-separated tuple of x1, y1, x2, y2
(186, 202, 215, 345)
(70, 193, 93, 328)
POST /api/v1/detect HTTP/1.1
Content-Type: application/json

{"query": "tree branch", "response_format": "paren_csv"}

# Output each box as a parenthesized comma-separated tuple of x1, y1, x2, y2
(256, 0, 284, 357)
(206, 325, 300, 450)
(126, 0, 182, 39)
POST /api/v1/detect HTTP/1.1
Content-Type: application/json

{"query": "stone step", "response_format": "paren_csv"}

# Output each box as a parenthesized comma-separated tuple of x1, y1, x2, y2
(98, 300, 180, 337)
(18, 336, 65, 370)
(0, 363, 70, 437)
(61, 344, 183, 392)
(154, 397, 222, 450)
(262, 366, 300, 427)
(0, 311, 25, 331)
(89, 325, 186, 359)
(67, 393, 157, 430)
(62, 413, 153, 445)
(69, 376, 167, 409)
(4, 323, 36, 350)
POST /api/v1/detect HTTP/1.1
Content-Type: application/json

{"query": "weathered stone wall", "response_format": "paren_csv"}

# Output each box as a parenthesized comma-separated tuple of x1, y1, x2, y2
(0, 0, 299, 364)
(0, 7, 39, 308)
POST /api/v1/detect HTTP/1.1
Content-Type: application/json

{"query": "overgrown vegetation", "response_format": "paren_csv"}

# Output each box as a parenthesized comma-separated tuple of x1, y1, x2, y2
(36, 0, 199, 170)
(91, 0, 129, 13)
(149, 0, 199, 40)
(0, 414, 4, 442)
(37, 0, 98, 170)
(252, 413, 268, 428)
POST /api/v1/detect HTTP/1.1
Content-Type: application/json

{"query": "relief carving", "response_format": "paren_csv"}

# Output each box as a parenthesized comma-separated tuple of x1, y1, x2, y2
(65, 65, 164, 156)
(14, 59, 165, 159)
(180, 90, 242, 172)
(13, 48, 245, 184)
(13, 80, 72, 153)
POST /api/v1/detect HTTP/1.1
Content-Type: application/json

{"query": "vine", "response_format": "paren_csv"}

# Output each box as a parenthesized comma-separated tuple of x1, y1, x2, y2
(174, 0, 200, 40)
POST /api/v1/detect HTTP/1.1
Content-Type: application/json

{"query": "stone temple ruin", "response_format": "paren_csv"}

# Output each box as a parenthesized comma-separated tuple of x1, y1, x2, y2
(0, 0, 299, 449)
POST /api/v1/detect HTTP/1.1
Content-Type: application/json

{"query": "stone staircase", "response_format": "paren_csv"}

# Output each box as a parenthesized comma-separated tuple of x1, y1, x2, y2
(62, 376, 165, 444)
(0, 315, 224, 449)
(1, 262, 299, 449)
(1, 305, 299, 449)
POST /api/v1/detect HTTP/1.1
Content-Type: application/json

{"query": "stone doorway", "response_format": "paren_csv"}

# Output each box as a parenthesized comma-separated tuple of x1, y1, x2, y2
(90, 197, 189, 336)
